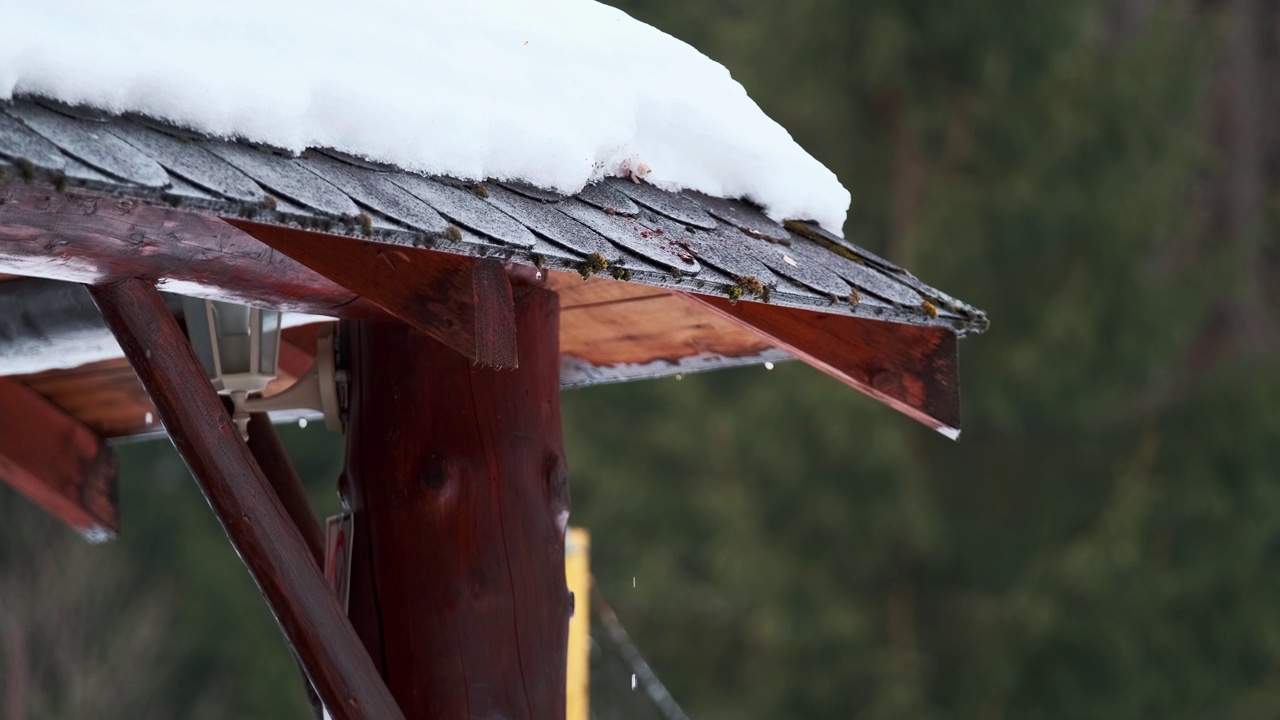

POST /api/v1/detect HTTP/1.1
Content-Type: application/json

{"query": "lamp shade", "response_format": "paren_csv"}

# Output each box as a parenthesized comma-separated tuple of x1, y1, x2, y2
(182, 297, 282, 396)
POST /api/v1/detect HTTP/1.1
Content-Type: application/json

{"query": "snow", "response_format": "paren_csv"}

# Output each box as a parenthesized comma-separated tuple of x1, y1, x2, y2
(0, 0, 850, 232)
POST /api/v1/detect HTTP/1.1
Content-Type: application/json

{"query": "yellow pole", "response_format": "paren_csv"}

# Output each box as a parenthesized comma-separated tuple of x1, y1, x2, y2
(566, 528, 591, 720)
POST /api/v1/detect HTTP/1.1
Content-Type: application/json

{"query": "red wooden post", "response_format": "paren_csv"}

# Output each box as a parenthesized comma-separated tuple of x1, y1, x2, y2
(342, 283, 572, 719)
(89, 279, 405, 720)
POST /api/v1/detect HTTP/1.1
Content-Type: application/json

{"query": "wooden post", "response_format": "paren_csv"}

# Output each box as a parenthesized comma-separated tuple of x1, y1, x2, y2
(89, 279, 405, 720)
(342, 283, 571, 720)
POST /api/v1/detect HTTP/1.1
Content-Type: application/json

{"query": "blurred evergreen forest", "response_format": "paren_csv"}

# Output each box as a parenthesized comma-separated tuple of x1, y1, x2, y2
(5, 0, 1280, 718)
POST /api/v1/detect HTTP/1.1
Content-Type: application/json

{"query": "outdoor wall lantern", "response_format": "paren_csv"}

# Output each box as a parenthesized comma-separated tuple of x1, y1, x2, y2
(182, 297, 341, 440)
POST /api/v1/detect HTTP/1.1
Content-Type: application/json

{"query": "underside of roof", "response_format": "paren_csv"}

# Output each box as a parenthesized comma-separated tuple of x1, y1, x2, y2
(0, 95, 987, 439)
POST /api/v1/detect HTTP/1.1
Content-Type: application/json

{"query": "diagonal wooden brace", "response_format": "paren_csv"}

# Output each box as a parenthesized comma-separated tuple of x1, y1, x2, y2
(88, 278, 405, 720)
(684, 293, 963, 438)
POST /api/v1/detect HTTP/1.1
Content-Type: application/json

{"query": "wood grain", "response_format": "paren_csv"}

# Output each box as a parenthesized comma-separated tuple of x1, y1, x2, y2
(229, 221, 517, 367)
(246, 410, 329, 720)
(343, 284, 570, 720)
(246, 412, 325, 566)
(0, 377, 118, 541)
(550, 271, 776, 367)
(20, 358, 159, 438)
(90, 279, 405, 720)
(0, 183, 384, 318)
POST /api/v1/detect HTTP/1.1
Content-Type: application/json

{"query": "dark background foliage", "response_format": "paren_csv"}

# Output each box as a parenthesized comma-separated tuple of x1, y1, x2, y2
(5, 1, 1280, 718)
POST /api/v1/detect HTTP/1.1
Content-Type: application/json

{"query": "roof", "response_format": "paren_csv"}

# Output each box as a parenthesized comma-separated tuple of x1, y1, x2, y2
(0, 98, 985, 329)
(0, 96, 987, 439)
(3, 0, 851, 230)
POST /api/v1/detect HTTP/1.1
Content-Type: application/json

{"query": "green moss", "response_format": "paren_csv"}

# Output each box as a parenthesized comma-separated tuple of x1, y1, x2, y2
(445, 225, 463, 242)
(357, 212, 373, 237)
(848, 290, 861, 306)
(921, 299, 939, 318)
(735, 275, 766, 298)
(784, 219, 864, 263)
(725, 284, 744, 304)
(575, 251, 609, 279)
(471, 182, 490, 199)
(610, 267, 632, 281)
(782, 219, 815, 240)
(262, 194, 278, 211)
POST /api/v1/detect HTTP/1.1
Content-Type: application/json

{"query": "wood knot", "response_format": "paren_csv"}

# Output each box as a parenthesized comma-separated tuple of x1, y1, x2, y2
(419, 463, 451, 493)
(870, 370, 903, 397)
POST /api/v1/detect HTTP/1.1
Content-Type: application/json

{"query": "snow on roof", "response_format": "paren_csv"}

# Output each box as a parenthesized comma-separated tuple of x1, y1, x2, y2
(0, 0, 851, 232)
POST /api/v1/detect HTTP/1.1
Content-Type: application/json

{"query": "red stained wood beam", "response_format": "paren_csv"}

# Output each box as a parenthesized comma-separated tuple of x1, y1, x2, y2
(0, 183, 385, 318)
(88, 278, 405, 720)
(246, 412, 325, 567)
(244, 410, 328, 720)
(343, 284, 570, 718)
(684, 294, 963, 438)
(0, 378, 119, 542)
(230, 221, 517, 368)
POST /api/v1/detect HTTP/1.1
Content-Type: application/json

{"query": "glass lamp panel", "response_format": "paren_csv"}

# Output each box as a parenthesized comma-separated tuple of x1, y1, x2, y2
(210, 301, 253, 375)
(181, 296, 218, 379)
(258, 309, 282, 376)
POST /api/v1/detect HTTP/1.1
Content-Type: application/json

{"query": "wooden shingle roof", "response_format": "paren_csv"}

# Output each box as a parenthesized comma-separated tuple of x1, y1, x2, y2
(0, 96, 987, 438)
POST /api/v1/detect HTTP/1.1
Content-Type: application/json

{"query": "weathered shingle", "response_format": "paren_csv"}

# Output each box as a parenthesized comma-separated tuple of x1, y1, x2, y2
(0, 96, 988, 336)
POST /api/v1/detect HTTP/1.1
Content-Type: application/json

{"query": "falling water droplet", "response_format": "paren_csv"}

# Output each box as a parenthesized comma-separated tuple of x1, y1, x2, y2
(144, 412, 153, 424)
(298, 418, 309, 428)
(631, 673, 637, 690)
(764, 362, 775, 370)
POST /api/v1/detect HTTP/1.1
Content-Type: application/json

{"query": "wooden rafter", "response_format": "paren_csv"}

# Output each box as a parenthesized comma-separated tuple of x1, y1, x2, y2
(19, 325, 321, 440)
(0, 377, 118, 541)
(0, 182, 385, 318)
(0, 170, 975, 434)
(685, 294, 963, 437)
(230, 221, 518, 368)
